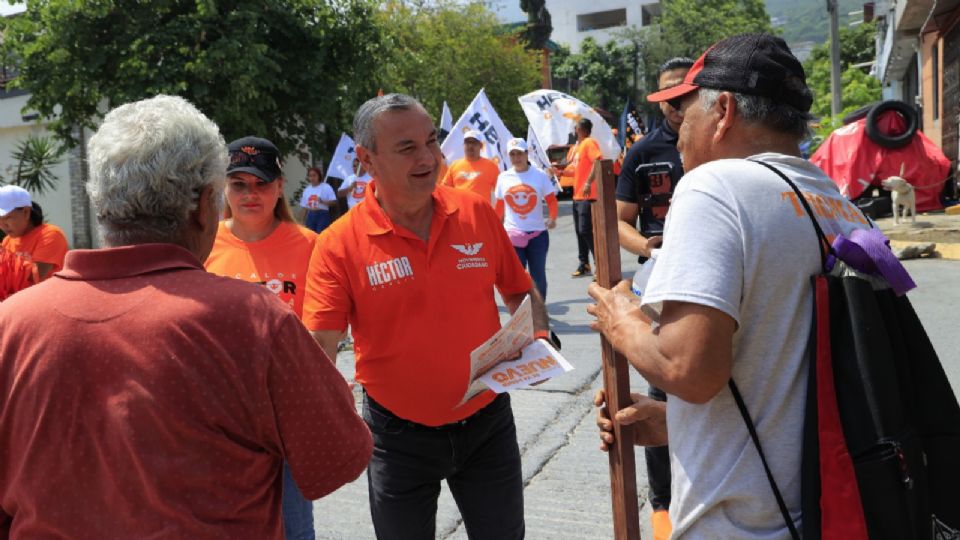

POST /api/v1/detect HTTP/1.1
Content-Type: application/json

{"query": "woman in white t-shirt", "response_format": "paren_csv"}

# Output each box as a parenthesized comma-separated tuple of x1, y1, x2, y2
(494, 137, 559, 299)
(298, 166, 337, 233)
(337, 158, 373, 211)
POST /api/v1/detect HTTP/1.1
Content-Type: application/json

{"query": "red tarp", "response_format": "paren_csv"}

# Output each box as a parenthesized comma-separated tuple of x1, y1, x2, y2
(811, 110, 951, 213)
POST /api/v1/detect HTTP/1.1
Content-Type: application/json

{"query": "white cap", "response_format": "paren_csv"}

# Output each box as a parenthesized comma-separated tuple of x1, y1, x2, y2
(463, 129, 483, 143)
(0, 185, 31, 217)
(507, 138, 528, 153)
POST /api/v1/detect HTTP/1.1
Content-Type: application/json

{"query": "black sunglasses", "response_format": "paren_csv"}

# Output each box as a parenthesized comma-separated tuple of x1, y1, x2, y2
(229, 149, 281, 174)
(666, 97, 685, 112)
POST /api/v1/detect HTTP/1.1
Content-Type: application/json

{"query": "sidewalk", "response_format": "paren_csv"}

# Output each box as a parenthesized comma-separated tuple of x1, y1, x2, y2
(877, 210, 960, 260)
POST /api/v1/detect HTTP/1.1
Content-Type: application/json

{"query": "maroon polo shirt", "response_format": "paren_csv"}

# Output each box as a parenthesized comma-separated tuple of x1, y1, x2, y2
(0, 243, 371, 539)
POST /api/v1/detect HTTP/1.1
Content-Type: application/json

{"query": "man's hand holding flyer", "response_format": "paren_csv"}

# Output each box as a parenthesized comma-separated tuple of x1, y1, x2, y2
(460, 296, 573, 404)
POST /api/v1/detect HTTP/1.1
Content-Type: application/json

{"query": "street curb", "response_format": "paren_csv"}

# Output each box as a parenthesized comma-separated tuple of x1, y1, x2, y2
(890, 240, 960, 261)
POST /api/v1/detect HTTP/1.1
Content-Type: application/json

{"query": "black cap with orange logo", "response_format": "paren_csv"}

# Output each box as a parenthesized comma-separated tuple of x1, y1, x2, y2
(227, 136, 283, 183)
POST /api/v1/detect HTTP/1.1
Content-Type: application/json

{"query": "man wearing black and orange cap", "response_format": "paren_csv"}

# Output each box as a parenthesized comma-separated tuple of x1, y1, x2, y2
(589, 34, 872, 538)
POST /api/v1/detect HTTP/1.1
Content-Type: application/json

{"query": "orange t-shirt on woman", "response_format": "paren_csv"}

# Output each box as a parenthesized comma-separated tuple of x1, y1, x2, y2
(1, 223, 68, 278)
(204, 221, 318, 318)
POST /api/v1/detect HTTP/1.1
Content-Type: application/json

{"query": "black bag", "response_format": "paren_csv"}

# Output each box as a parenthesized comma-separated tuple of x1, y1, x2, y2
(731, 161, 960, 540)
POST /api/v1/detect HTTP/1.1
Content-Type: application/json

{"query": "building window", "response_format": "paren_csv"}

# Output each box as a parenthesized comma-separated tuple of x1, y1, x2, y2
(577, 9, 627, 32)
(641, 6, 655, 26)
(932, 43, 939, 121)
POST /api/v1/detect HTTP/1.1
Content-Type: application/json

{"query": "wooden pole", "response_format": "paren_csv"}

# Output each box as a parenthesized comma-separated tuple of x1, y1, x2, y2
(590, 159, 641, 540)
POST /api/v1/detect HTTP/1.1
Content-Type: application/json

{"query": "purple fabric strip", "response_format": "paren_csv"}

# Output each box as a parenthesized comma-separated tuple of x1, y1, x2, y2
(826, 228, 916, 296)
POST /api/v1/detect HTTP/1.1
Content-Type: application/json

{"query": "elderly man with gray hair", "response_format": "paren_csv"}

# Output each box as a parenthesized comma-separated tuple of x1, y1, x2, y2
(0, 95, 372, 538)
(590, 34, 874, 538)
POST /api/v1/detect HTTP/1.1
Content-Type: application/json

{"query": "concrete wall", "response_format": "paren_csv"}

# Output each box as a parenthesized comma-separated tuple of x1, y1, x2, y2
(546, 0, 659, 52)
(282, 156, 310, 206)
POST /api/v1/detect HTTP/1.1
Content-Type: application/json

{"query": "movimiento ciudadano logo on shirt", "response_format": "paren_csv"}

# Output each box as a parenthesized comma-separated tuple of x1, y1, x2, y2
(451, 243, 488, 270)
(366, 256, 414, 288)
(451, 243, 483, 255)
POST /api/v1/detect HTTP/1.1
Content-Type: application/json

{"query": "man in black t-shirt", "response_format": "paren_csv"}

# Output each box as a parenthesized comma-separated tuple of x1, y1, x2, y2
(614, 56, 693, 540)
(616, 58, 692, 261)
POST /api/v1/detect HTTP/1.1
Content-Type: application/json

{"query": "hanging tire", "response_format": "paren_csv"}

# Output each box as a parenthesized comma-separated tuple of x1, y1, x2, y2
(865, 100, 918, 149)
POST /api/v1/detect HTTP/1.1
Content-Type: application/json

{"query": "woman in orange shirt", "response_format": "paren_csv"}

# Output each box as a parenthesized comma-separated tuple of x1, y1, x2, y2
(0, 185, 68, 281)
(203, 136, 319, 540)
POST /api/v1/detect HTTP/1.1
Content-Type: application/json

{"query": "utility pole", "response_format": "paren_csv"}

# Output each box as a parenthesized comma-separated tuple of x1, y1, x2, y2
(827, 0, 843, 116)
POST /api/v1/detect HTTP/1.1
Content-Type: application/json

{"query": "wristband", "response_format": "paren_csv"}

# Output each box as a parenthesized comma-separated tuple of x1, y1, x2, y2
(534, 330, 550, 341)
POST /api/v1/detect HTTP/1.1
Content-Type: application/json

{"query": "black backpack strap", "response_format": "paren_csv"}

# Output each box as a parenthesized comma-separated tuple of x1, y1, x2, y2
(729, 379, 802, 540)
(749, 159, 839, 271)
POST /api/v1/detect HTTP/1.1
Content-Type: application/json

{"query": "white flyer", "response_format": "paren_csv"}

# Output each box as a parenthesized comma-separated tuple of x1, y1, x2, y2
(478, 339, 573, 393)
(459, 296, 573, 404)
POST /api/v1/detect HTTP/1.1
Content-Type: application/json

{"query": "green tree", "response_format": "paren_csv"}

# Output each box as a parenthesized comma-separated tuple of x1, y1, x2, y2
(8, 135, 65, 195)
(375, 1, 541, 134)
(655, 0, 774, 59)
(804, 20, 881, 119)
(616, 0, 774, 112)
(0, 0, 384, 159)
(803, 20, 880, 150)
(519, 0, 552, 50)
(552, 38, 635, 113)
(765, 0, 864, 44)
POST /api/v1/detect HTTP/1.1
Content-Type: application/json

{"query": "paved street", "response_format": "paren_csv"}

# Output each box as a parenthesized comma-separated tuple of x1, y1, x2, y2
(313, 199, 960, 539)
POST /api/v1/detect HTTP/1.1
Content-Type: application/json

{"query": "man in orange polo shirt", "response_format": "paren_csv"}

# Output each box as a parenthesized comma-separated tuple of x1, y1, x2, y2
(303, 93, 553, 540)
(440, 129, 501, 205)
(557, 118, 603, 277)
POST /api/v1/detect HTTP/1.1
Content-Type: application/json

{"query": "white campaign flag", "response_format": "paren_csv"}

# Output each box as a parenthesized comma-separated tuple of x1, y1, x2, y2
(526, 124, 552, 172)
(439, 101, 453, 143)
(440, 89, 514, 170)
(526, 124, 560, 193)
(518, 90, 621, 160)
(324, 133, 356, 183)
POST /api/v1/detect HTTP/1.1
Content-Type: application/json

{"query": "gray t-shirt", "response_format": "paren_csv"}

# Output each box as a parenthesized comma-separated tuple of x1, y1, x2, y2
(641, 153, 871, 539)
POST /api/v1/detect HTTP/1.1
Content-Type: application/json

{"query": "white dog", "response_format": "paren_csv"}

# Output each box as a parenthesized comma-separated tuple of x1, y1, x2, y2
(881, 164, 916, 225)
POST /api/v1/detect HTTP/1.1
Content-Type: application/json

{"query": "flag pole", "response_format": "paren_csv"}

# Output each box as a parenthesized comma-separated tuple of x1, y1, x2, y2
(591, 159, 641, 540)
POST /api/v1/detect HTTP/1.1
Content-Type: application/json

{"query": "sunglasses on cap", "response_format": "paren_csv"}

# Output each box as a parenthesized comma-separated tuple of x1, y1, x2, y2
(230, 149, 280, 170)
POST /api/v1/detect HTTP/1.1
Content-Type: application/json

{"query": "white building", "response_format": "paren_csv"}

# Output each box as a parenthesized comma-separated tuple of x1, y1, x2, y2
(546, 0, 661, 52)
(483, 0, 660, 52)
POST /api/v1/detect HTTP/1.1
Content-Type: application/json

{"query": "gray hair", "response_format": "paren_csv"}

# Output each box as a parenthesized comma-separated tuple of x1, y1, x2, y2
(353, 93, 424, 152)
(86, 95, 228, 246)
(699, 88, 813, 139)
